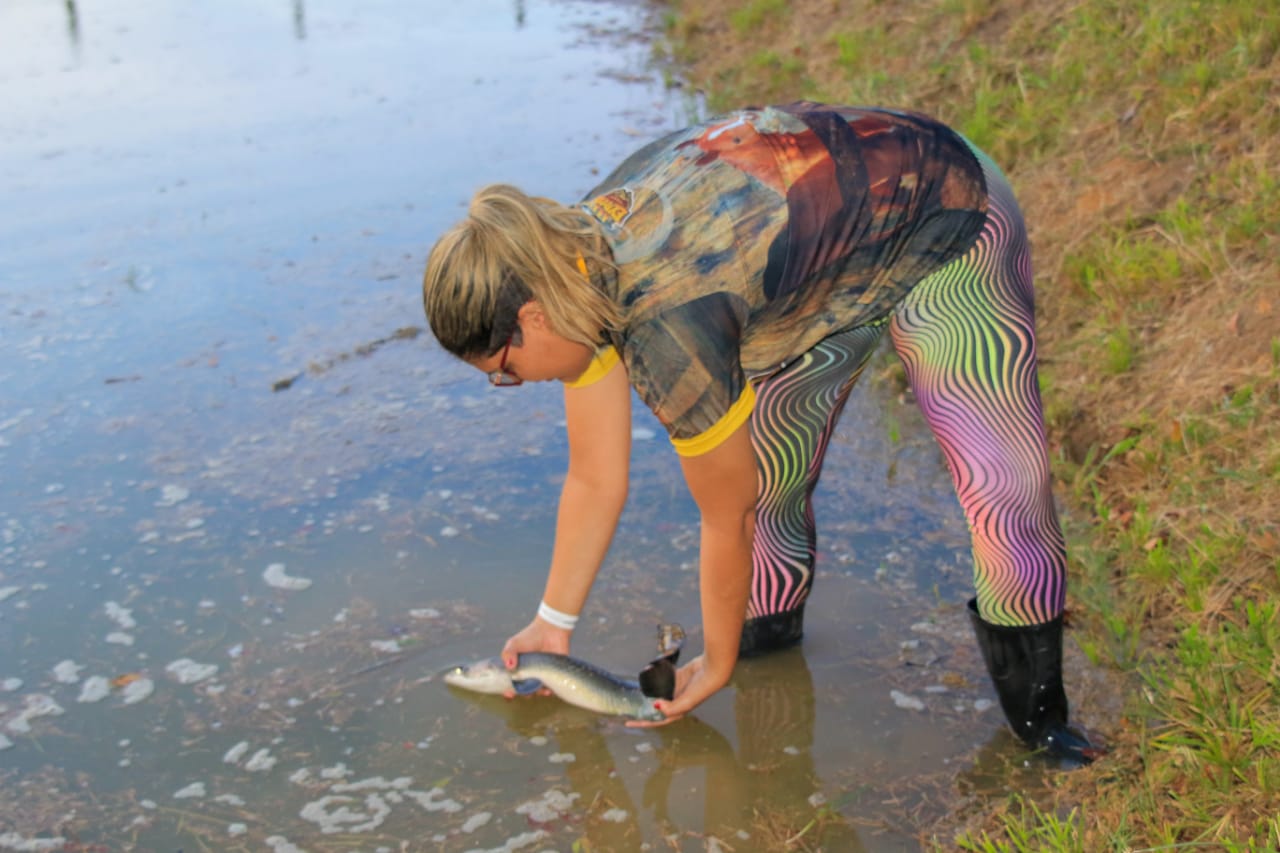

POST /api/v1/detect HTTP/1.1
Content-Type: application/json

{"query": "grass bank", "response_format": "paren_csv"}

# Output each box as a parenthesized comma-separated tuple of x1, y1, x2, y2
(656, 0, 1280, 848)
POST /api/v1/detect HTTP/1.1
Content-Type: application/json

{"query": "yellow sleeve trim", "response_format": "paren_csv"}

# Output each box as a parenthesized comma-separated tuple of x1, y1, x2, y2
(670, 383, 756, 458)
(564, 346, 621, 389)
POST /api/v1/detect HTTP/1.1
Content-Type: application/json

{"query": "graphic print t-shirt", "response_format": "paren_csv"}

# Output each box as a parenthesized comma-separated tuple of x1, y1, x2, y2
(579, 102, 989, 455)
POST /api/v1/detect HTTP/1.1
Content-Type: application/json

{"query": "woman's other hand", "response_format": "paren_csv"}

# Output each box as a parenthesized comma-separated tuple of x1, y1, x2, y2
(626, 654, 730, 727)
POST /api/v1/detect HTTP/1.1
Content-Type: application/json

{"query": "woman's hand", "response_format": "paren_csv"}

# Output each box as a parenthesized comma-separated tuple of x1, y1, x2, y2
(502, 618, 571, 668)
(498, 618, 572, 699)
(626, 654, 731, 727)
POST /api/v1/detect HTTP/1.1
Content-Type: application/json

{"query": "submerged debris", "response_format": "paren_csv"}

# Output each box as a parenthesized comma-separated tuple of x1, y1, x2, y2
(272, 326, 423, 392)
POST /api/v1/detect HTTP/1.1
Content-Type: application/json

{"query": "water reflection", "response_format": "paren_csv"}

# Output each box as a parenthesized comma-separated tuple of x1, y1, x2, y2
(64, 0, 80, 48)
(292, 0, 306, 40)
(663, 653, 868, 850)
(450, 648, 878, 849)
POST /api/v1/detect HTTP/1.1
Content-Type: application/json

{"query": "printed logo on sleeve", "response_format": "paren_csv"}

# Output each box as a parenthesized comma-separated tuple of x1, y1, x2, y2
(585, 187, 635, 231)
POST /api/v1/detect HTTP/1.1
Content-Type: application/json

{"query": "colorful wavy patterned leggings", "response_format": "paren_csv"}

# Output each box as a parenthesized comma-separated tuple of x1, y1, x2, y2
(747, 155, 1066, 630)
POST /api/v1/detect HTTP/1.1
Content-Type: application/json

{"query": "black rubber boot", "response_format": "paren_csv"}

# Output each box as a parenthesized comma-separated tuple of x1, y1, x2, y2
(739, 606, 806, 658)
(967, 598, 1103, 766)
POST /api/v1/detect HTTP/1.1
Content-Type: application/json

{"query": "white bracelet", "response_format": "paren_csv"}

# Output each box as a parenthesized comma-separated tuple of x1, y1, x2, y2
(537, 600, 579, 631)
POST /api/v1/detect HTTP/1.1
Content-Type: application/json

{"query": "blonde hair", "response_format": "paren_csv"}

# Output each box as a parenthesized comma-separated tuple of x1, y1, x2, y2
(422, 184, 620, 360)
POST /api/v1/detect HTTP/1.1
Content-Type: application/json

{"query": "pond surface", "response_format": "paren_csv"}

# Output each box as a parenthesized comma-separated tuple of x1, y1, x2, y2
(0, 1, 1040, 850)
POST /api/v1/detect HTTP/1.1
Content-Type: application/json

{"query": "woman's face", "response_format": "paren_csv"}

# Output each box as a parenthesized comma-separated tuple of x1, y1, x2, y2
(470, 301, 596, 386)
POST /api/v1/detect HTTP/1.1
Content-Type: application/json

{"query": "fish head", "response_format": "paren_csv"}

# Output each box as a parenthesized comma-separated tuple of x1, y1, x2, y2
(441, 658, 514, 695)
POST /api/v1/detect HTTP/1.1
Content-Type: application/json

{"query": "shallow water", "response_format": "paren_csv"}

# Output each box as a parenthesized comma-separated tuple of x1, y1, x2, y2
(0, 1, 1030, 850)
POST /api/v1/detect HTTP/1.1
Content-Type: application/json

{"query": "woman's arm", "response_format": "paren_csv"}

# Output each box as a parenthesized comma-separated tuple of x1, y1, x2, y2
(502, 362, 632, 666)
(630, 418, 757, 725)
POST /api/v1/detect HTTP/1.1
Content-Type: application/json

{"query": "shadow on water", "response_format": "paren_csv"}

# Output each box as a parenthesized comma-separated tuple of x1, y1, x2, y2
(0, 0, 1084, 850)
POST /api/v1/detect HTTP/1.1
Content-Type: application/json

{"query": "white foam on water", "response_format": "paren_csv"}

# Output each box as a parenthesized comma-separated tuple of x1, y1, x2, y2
(890, 690, 925, 711)
(51, 660, 83, 684)
(263, 563, 312, 591)
(244, 748, 277, 772)
(298, 775, 462, 835)
(173, 782, 206, 799)
(120, 677, 154, 705)
(5, 694, 64, 734)
(514, 788, 579, 824)
(104, 601, 137, 629)
(461, 830, 548, 853)
(223, 741, 250, 764)
(0, 832, 67, 851)
(164, 658, 218, 684)
(77, 676, 111, 703)
(156, 484, 190, 506)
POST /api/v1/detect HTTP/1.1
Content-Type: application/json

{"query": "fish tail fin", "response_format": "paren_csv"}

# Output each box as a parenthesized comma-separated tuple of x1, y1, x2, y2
(638, 658, 676, 700)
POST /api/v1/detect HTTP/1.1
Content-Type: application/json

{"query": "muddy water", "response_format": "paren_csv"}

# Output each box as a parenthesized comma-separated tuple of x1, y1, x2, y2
(0, 1, 1028, 850)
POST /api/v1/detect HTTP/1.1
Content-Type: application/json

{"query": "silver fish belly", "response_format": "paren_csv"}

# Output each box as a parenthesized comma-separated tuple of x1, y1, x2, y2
(444, 652, 664, 722)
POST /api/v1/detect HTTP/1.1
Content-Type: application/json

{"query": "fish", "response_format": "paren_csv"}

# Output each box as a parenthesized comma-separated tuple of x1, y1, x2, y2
(443, 624, 685, 722)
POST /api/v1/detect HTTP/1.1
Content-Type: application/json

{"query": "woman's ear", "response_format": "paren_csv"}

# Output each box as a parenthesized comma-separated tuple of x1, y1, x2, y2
(518, 300, 546, 329)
